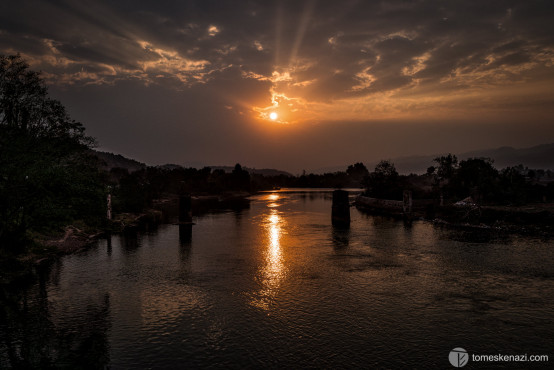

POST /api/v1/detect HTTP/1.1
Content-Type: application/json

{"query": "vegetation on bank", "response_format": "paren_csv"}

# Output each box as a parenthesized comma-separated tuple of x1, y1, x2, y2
(0, 55, 106, 257)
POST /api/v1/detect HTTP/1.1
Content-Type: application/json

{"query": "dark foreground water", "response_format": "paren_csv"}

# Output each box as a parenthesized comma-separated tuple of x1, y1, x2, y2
(1, 190, 553, 368)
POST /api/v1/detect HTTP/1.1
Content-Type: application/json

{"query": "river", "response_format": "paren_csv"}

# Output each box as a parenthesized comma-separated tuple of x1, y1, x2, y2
(1, 189, 553, 368)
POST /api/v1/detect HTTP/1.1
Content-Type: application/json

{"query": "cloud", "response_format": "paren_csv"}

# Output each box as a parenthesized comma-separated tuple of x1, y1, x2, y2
(2, 0, 554, 125)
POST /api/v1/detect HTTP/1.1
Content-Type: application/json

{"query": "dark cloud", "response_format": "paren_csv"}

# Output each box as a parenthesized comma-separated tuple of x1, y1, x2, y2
(2, 1, 553, 91)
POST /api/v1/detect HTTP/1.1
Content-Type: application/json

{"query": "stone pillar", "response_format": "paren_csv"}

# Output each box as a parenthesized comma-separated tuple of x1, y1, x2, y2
(403, 190, 413, 224)
(332, 190, 350, 227)
(179, 193, 192, 223)
(403, 190, 412, 214)
(106, 232, 112, 256)
(107, 194, 112, 220)
(179, 224, 193, 246)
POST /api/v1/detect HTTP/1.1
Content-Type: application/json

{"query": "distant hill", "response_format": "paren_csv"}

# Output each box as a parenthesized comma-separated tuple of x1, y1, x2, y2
(93, 151, 293, 177)
(154, 164, 292, 177)
(312, 143, 554, 175)
(156, 164, 183, 171)
(209, 166, 293, 177)
(390, 143, 554, 174)
(93, 151, 146, 173)
(459, 144, 554, 170)
(95, 143, 553, 177)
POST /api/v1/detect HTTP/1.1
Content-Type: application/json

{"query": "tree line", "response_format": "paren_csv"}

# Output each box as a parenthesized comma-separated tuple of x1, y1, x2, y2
(109, 155, 554, 210)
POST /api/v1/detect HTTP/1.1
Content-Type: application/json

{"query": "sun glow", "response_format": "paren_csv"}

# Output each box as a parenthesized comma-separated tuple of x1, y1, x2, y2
(252, 88, 309, 124)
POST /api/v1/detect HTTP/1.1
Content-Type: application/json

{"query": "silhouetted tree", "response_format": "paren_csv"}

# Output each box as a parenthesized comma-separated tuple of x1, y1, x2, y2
(433, 154, 458, 181)
(230, 163, 251, 191)
(428, 154, 458, 200)
(364, 160, 401, 199)
(0, 55, 90, 143)
(374, 160, 398, 178)
(346, 162, 369, 186)
(0, 54, 104, 252)
(453, 157, 498, 203)
(498, 166, 527, 205)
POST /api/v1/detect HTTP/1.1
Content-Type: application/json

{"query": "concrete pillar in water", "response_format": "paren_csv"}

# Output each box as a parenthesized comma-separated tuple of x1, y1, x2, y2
(107, 193, 112, 220)
(403, 190, 412, 214)
(106, 232, 112, 256)
(179, 193, 192, 223)
(403, 190, 413, 223)
(179, 224, 193, 246)
(332, 190, 350, 227)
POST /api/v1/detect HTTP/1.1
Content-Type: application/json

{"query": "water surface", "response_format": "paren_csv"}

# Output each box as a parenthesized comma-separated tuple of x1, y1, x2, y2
(1, 189, 553, 368)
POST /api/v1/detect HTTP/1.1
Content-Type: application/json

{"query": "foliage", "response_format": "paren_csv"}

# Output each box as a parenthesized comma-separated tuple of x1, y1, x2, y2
(0, 55, 105, 252)
(346, 162, 369, 186)
(363, 160, 402, 199)
(230, 163, 251, 191)
(111, 170, 151, 213)
(498, 166, 527, 205)
(427, 154, 459, 200)
(433, 154, 458, 181)
(453, 157, 498, 203)
(0, 55, 91, 145)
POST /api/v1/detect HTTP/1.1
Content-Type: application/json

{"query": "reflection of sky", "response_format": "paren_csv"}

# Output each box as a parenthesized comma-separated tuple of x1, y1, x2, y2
(251, 194, 286, 310)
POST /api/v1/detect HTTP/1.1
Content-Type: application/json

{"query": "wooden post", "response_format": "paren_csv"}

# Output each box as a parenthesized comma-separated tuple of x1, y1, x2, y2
(179, 193, 192, 223)
(332, 190, 350, 227)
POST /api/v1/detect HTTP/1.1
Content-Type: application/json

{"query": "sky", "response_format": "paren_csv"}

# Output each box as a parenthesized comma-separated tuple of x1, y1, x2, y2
(1, 0, 554, 173)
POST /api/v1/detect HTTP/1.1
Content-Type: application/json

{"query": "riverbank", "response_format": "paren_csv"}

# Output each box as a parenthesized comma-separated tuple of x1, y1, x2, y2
(355, 194, 554, 236)
(7, 191, 253, 269)
(2, 209, 164, 273)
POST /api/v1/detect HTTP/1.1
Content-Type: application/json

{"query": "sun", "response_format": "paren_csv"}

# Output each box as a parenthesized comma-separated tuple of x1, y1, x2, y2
(269, 112, 278, 120)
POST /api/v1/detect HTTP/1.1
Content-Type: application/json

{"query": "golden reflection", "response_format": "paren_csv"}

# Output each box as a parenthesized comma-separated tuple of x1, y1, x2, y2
(266, 193, 279, 201)
(250, 208, 286, 310)
(265, 192, 280, 208)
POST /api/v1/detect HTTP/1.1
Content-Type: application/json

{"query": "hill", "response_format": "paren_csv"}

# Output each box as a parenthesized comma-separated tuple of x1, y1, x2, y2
(208, 166, 293, 177)
(93, 151, 293, 177)
(460, 144, 554, 170)
(93, 151, 146, 173)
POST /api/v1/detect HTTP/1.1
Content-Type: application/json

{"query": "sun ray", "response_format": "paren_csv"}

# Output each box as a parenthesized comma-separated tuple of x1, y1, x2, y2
(289, 0, 316, 64)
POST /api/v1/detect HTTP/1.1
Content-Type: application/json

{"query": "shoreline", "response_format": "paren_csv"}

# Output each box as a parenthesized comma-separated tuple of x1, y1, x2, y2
(13, 209, 164, 270)
(11, 191, 253, 269)
(354, 194, 554, 237)
(8, 191, 552, 272)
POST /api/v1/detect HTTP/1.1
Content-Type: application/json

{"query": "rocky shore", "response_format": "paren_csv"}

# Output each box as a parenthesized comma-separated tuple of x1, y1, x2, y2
(15, 192, 252, 268)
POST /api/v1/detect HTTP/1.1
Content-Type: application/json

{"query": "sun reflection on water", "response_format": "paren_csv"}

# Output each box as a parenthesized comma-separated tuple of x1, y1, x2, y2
(266, 193, 281, 208)
(250, 195, 286, 310)
(267, 193, 279, 201)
